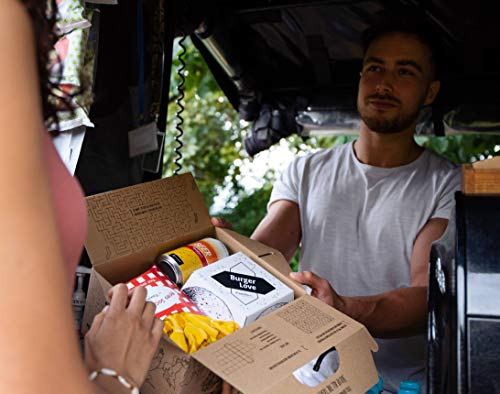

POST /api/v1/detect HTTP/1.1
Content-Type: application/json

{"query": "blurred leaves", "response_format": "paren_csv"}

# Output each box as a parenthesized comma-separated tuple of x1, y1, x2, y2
(416, 134, 500, 163)
(163, 38, 249, 208)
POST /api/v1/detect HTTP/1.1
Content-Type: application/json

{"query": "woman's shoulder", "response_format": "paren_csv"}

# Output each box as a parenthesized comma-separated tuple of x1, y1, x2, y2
(0, 0, 33, 32)
(0, 0, 42, 155)
(0, 0, 36, 73)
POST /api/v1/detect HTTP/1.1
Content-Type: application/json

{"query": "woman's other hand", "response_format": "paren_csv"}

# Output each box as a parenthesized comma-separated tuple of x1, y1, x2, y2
(84, 284, 163, 388)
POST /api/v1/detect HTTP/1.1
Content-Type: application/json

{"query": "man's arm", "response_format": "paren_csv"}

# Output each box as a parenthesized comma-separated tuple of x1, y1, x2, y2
(291, 217, 449, 338)
(251, 199, 301, 262)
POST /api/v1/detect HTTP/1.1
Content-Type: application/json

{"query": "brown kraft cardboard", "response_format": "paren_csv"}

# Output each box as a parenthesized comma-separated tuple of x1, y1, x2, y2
(82, 173, 379, 394)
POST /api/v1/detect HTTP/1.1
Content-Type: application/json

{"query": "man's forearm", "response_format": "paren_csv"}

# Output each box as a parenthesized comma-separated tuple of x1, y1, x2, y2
(339, 286, 428, 338)
(251, 200, 301, 262)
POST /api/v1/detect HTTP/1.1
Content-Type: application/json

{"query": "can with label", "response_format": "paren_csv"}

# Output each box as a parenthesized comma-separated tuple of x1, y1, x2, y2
(125, 265, 204, 319)
(156, 237, 229, 285)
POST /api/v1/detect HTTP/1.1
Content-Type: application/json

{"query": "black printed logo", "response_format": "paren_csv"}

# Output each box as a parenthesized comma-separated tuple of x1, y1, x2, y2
(169, 253, 184, 265)
(212, 271, 275, 294)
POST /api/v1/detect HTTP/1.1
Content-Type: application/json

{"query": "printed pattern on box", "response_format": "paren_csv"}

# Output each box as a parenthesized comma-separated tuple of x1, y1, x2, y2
(87, 176, 203, 263)
(213, 340, 255, 375)
(276, 299, 335, 334)
(142, 344, 221, 394)
(126, 265, 204, 319)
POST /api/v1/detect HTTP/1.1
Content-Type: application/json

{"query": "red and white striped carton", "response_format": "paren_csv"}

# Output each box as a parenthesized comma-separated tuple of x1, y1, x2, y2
(126, 265, 204, 320)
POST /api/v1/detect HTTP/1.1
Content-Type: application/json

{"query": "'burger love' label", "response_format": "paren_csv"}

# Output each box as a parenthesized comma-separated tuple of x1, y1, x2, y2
(182, 252, 294, 328)
(212, 271, 276, 294)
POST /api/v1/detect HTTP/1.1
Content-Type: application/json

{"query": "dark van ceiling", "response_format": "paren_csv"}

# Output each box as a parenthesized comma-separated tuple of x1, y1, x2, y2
(76, 0, 500, 197)
(184, 0, 500, 154)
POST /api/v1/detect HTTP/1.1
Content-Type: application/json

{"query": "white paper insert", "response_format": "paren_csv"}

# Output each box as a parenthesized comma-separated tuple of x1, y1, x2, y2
(182, 252, 294, 327)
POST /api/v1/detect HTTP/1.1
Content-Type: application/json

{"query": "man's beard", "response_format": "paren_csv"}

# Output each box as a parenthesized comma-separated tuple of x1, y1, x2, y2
(358, 94, 423, 134)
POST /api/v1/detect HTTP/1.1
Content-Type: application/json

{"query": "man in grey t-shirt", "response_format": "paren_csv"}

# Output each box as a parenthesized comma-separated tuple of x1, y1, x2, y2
(246, 15, 459, 393)
(215, 13, 460, 394)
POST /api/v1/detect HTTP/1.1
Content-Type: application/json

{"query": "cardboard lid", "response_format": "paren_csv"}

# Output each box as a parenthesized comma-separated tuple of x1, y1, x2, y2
(192, 295, 378, 394)
(85, 173, 212, 266)
(471, 156, 500, 170)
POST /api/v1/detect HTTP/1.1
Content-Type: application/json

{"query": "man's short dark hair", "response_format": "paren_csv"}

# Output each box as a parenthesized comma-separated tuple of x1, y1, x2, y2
(362, 10, 443, 80)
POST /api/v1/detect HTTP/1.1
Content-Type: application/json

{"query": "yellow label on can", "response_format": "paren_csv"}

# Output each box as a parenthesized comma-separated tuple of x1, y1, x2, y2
(167, 240, 219, 284)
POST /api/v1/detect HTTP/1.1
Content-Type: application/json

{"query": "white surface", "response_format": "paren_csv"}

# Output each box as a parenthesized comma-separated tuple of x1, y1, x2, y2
(182, 252, 294, 328)
(468, 273, 500, 317)
(52, 126, 86, 175)
(293, 351, 340, 387)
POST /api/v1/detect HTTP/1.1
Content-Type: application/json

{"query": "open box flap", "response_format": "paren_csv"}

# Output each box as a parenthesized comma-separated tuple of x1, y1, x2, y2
(215, 228, 305, 297)
(192, 295, 378, 394)
(85, 173, 212, 267)
(217, 228, 296, 279)
(263, 328, 379, 394)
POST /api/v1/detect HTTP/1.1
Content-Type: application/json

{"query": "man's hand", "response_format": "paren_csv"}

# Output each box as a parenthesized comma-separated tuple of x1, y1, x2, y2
(221, 381, 239, 394)
(211, 217, 234, 230)
(289, 271, 346, 311)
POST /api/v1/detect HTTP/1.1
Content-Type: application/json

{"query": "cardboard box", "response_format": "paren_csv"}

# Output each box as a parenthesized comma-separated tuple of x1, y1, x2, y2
(462, 156, 500, 195)
(82, 173, 379, 394)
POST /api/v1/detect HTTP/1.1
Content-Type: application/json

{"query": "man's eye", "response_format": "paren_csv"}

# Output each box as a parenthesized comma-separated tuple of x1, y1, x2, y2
(399, 68, 414, 76)
(366, 65, 380, 72)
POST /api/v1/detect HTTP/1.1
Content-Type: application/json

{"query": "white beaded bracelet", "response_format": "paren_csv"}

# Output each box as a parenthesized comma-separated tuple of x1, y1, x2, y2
(89, 368, 139, 394)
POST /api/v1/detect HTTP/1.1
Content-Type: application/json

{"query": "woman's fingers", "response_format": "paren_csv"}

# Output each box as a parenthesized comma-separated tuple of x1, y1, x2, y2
(86, 308, 106, 336)
(128, 286, 148, 316)
(142, 301, 157, 330)
(151, 318, 164, 342)
(108, 284, 129, 314)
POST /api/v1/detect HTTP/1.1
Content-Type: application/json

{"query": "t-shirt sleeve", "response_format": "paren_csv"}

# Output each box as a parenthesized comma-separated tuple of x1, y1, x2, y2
(268, 156, 303, 210)
(431, 166, 461, 220)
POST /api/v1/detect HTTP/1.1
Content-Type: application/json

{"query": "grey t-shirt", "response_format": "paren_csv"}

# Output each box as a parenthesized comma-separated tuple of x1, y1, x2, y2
(269, 141, 460, 392)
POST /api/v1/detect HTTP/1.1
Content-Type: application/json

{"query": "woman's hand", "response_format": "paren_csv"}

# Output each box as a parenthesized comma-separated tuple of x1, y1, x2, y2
(84, 284, 163, 388)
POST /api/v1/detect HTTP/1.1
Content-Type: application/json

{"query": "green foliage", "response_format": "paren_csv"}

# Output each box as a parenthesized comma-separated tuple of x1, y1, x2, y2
(416, 134, 500, 163)
(163, 38, 249, 209)
(220, 186, 272, 237)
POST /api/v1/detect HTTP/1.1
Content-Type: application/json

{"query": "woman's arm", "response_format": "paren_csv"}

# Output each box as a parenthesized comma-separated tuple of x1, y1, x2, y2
(0, 2, 163, 392)
(0, 1, 94, 392)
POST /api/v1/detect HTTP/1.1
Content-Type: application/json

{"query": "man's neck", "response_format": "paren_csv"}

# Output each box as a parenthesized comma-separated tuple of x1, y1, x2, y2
(353, 122, 423, 168)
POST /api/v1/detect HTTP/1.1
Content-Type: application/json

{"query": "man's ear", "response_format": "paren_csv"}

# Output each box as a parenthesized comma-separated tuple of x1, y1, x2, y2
(424, 80, 441, 105)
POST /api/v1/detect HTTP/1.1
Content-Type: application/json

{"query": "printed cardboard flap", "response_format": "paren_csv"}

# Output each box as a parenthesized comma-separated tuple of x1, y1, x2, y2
(85, 173, 212, 266)
(193, 295, 379, 394)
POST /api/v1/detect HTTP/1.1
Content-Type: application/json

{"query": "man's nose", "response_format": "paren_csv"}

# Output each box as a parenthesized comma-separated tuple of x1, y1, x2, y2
(375, 72, 394, 94)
